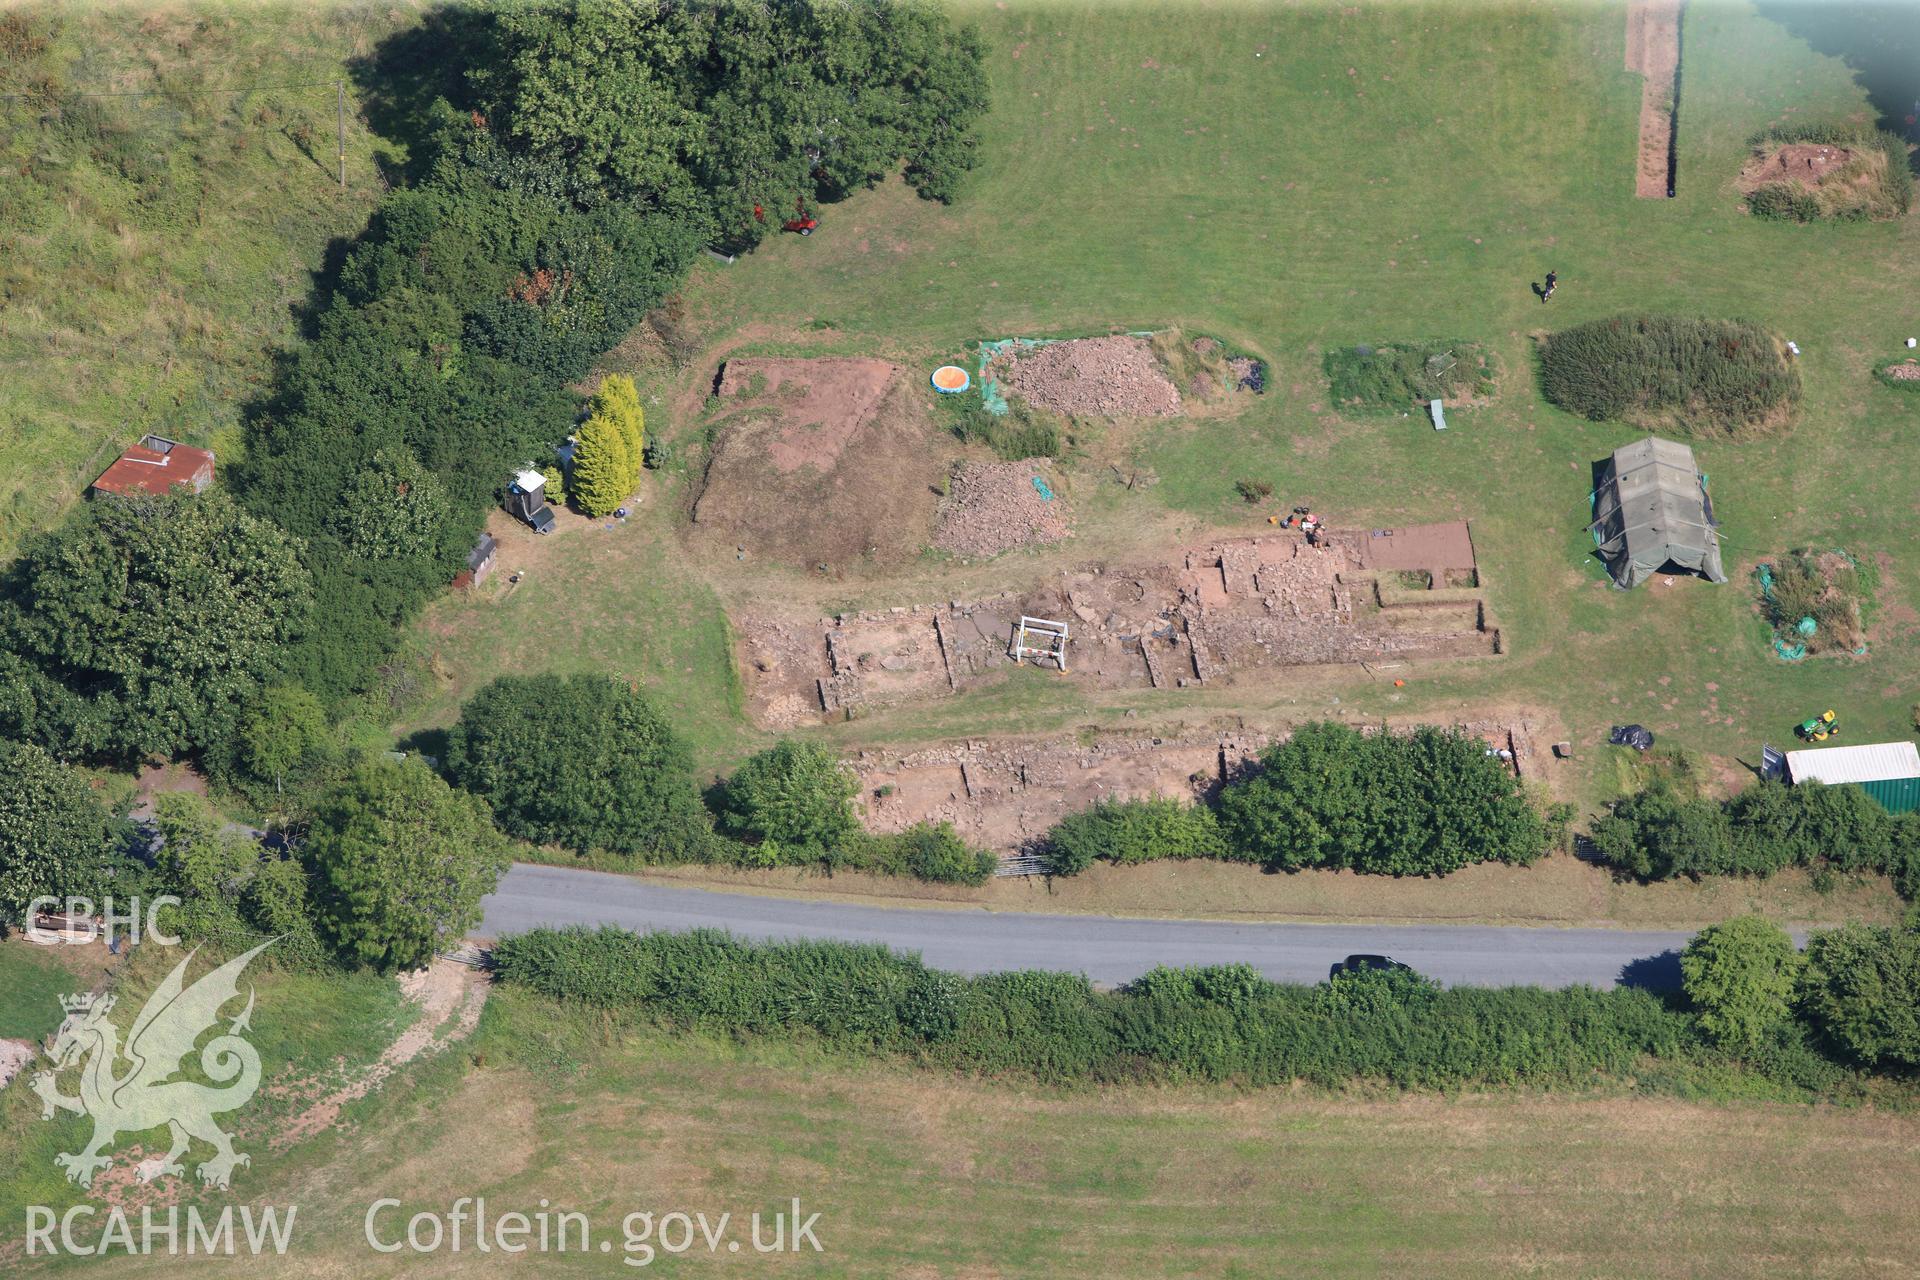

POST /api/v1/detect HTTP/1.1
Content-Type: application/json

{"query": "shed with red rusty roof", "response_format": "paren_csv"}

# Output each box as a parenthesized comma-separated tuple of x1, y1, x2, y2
(91, 435, 215, 498)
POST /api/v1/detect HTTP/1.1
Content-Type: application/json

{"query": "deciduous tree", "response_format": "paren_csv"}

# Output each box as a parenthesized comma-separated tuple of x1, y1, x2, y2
(0, 741, 111, 923)
(0, 491, 312, 762)
(1680, 915, 1802, 1052)
(306, 757, 509, 972)
(445, 674, 710, 858)
(1799, 924, 1920, 1068)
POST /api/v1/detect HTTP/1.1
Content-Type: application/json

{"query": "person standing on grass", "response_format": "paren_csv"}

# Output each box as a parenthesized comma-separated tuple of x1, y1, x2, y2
(1543, 270, 1557, 302)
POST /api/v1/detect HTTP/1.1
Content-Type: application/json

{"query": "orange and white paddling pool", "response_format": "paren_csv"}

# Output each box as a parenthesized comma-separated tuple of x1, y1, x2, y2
(930, 365, 971, 394)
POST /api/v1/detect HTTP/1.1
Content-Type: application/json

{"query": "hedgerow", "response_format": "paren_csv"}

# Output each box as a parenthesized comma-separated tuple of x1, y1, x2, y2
(1537, 314, 1801, 437)
(1592, 778, 1920, 897)
(493, 925, 1710, 1087)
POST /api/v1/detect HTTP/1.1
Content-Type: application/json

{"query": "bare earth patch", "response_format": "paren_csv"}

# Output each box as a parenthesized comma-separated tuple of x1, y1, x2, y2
(934, 460, 1072, 558)
(739, 521, 1499, 727)
(689, 357, 944, 569)
(273, 959, 488, 1150)
(985, 334, 1182, 418)
(1738, 141, 1889, 214)
(0, 1038, 34, 1089)
(1625, 0, 1680, 198)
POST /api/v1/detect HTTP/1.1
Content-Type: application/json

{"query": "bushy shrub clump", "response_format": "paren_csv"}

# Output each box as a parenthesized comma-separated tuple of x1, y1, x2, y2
(1593, 778, 1920, 897)
(950, 399, 1063, 459)
(1537, 315, 1800, 436)
(1746, 183, 1824, 223)
(722, 741, 860, 858)
(446, 674, 716, 861)
(1322, 340, 1493, 412)
(852, 822, 999, 886)
(493, 926, 1701, 1088)
(1761, 549, 1867, 654)
(1744, 125, 1914, 223)
(1042, 797, 1227, 876)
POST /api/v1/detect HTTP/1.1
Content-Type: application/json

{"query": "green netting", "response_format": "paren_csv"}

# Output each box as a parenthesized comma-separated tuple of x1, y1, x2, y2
(975, 337, 1045, 415)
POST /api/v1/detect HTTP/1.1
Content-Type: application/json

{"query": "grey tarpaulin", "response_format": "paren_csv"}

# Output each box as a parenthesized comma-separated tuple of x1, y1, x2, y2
(1588, 436, 1727, 590)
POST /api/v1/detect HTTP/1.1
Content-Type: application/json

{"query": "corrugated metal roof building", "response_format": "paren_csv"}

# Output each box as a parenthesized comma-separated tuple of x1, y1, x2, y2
(1785, 741, 1920, 814)
(91, 434, 215, 498)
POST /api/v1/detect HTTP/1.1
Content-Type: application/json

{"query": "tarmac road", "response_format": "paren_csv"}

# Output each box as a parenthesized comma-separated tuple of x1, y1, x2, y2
(480, 864, 1697, 989)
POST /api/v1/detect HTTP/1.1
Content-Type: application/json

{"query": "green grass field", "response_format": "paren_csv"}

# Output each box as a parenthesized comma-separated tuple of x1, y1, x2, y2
(398, 0, 1920, 817)
(0, 2, 415, 559)
(10, 985, 1916, 1278)
(0, 942, 407, 1260)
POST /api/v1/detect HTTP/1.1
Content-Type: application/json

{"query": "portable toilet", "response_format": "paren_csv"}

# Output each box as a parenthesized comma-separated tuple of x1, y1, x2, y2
(505, 470, 556, 534)
(1784, 741, 1920, 814)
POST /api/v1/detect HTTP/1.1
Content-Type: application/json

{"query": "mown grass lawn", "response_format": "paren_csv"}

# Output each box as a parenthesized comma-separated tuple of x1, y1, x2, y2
(396, 0, 1920, 820)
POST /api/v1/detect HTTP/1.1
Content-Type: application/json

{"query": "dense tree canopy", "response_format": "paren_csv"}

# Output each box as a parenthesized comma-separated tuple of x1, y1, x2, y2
(472, 0, 989, 226)
(722, 740, 860, 855)
(341, 449, 451, 563)
(217, 1, 986, 704)
(1216, 723, 1548, 875)
(237, 683, 334, 797)
(1798, 924, 1920, 1069)
(0, 741, 112, 923)
(306, 757, 509, 972)
(0, 491, 311, 761)
(445, 674, 711, 858)
(1680, 916, 1802, 1052)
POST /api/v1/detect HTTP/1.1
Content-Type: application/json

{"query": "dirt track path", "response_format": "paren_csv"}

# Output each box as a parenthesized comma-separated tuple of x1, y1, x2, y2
(1626, 0, 1682, 198)
(273, 958, 488, 1150)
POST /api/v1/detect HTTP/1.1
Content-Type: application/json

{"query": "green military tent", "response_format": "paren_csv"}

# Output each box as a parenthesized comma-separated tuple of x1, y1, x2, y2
(1588, 436, 1727, 590)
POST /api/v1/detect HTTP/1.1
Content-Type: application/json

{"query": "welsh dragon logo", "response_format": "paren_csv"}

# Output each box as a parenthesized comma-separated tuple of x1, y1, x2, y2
(31, 941, 271, 1191)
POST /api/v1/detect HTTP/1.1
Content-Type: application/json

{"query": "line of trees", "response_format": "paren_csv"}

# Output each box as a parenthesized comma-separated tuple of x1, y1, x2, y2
(1683, 915, 1920, 1072)
(442, 675, 997, 885)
